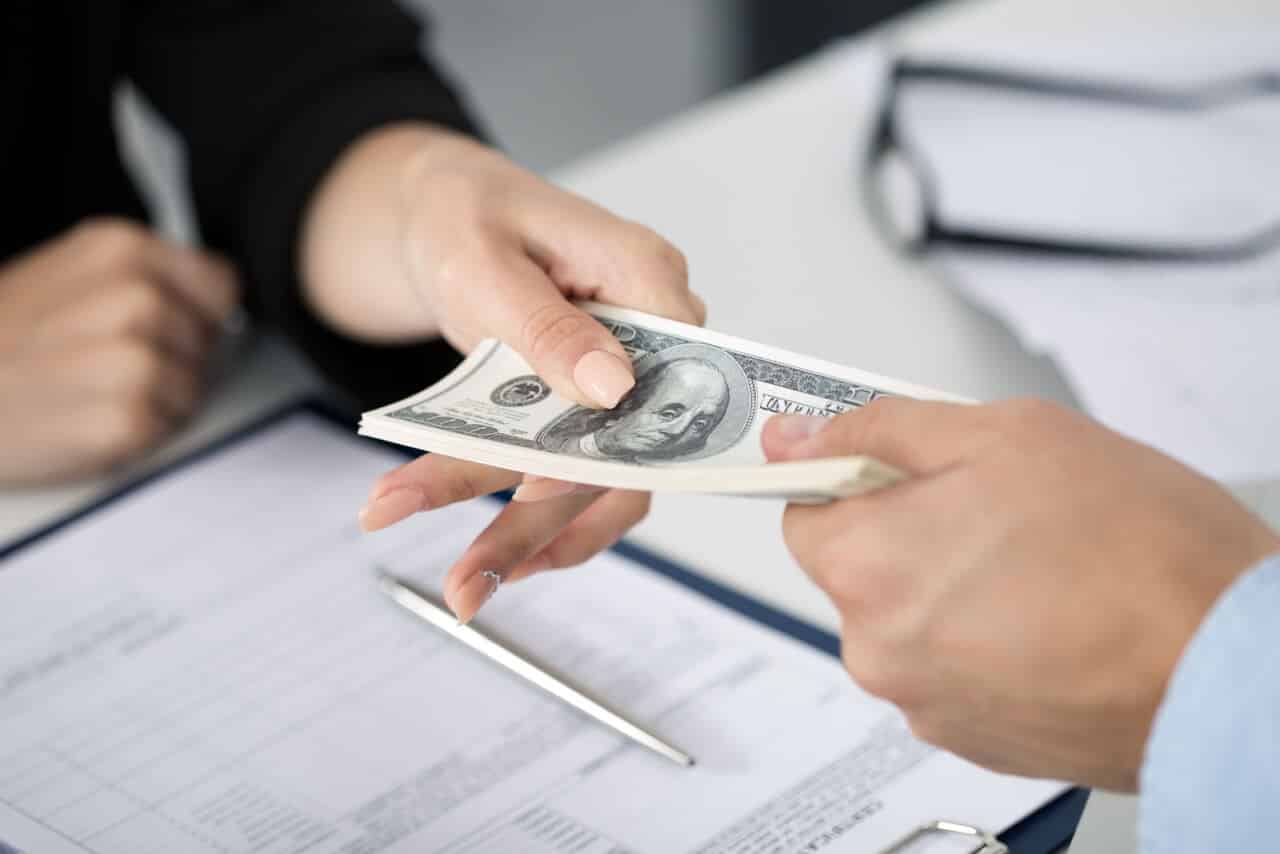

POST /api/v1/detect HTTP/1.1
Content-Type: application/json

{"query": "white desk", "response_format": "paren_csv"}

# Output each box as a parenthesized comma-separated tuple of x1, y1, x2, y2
(4, 0, 1276, 851)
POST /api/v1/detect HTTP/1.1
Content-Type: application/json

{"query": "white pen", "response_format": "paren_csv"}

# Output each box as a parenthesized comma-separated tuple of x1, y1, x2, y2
(375, 568, 695, 768)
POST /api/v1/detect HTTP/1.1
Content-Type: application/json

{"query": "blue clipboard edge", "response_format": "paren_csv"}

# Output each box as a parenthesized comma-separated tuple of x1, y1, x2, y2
(0, 398, 1087, 852)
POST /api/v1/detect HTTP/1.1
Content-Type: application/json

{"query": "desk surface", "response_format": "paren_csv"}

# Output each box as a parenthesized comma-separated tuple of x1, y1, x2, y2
(5, 0, 1277, 851)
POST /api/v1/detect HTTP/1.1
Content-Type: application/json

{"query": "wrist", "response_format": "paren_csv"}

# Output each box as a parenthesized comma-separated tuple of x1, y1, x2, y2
(301, 122, 487, 342)
(1138, 552, 1280, 846)
(1105, 524, 1279, 788)
(1136, 537, 1280, 770)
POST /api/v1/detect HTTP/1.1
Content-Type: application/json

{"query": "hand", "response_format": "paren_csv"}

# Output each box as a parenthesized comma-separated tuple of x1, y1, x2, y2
(310, 127, 703, 621)
(0, 219, 240, 485)
(763, 399, 1279, 790)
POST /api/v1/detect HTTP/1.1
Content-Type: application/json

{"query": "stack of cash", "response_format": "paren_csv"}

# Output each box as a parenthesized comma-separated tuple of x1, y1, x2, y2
(359, 304, 967, 502)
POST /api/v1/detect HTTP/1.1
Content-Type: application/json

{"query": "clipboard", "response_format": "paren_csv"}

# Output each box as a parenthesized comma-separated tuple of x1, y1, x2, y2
(0, 398, 1088, 853)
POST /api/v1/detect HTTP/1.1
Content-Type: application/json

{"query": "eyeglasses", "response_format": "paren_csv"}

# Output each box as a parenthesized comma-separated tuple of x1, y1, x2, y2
(864, 58, 1280, 261)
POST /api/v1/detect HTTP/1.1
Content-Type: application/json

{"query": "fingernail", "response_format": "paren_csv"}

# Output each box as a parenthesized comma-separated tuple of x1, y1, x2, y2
(512, 479, 580, 502)
(772, 415, 830, 444)
(358, 487, 425, 532)
(573, 350, 634, 408)
(452, 570, 503, 624)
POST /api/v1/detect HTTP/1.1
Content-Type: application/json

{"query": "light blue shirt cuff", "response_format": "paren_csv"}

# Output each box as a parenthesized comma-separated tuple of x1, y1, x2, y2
(1139, 552, 1280, 853)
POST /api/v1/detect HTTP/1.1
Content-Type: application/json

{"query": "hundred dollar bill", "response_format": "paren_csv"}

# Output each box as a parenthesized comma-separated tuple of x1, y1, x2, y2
(358, 303, 969, 501)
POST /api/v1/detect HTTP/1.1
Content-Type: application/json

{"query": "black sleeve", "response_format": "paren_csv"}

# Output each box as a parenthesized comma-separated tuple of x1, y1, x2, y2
(125, 0, 482, 411)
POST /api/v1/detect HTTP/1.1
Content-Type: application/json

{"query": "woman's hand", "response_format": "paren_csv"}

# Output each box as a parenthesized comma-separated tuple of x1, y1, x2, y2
(304, 125, 703, 621)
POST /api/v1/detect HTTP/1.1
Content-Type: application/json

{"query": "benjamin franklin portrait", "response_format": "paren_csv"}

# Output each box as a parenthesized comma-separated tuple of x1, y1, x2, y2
(536, 343, 754, 464)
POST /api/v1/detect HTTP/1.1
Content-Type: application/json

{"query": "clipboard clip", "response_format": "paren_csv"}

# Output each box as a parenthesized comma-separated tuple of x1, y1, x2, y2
(880, 820, 1008, 854)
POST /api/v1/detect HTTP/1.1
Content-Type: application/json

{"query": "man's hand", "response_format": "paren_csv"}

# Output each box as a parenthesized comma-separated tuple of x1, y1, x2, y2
(763, 399, 1280, 791)
(0, 219, 239, 484)
(305, 126, 703, 622)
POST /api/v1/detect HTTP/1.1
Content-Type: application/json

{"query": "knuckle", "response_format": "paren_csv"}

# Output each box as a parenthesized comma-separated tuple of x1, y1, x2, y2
(781, 530, 807, 571)
(858, 565, 916, 627)
(433, 463, 493, 507)
(170, 370, 202, 412)
(989, 398, 1073, 455)
(187, 253, 241, 320)
(904, 713, 945, 747)
(475, 528, 537, 567)
(98, 403, 160, 458)
(653, 238, 688, 279)
(691, 294, 708, 325)
(781, 507, 821, 566)
(841, 643, 902, 702)
(533, 538, 568, 568)
(665, 244, 689, 278)
(847, 396, 898, 440)
(999, 397, 1061, 428)
(542, 542, 586, 571)
(370, 470, 402, 500)
(111, 340, 164, 390)
(811, 537, 864, 605)
(210, 256, 243, 307)
(826, 395, 920, 456)
(630, 224, 689, 281)
(844, 646, 929, 710)
(821, 408, 875, 456)
(116, 279, 168, 328)
(520, 303, 598, 362)
(76, 217, 148, 265)
(819, 548, 918, 638)
(826, 572, 874, 620)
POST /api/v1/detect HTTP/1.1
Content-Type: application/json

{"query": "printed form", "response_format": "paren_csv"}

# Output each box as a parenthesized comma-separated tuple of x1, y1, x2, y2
(0, 413, 1063, 853)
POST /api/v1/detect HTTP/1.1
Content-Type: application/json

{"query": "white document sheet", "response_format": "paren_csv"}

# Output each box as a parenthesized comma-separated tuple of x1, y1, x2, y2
(0, 414, 1064, 854)
(932, 247, 1280, 482)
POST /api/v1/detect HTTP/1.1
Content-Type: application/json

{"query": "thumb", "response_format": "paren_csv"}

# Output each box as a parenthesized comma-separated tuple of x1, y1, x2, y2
(483, 251, 636, 409)
(762, 397, 990, 476)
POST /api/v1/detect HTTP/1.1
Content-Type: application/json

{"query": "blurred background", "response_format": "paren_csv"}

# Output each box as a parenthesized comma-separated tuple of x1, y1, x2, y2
(119, 0, 932, 237)
(414, 0, 931, 171)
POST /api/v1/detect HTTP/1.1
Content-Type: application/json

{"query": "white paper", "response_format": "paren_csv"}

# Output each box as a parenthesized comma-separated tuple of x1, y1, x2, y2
(0, 414, 1063, 853)
(932, 246, 1280, 481)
